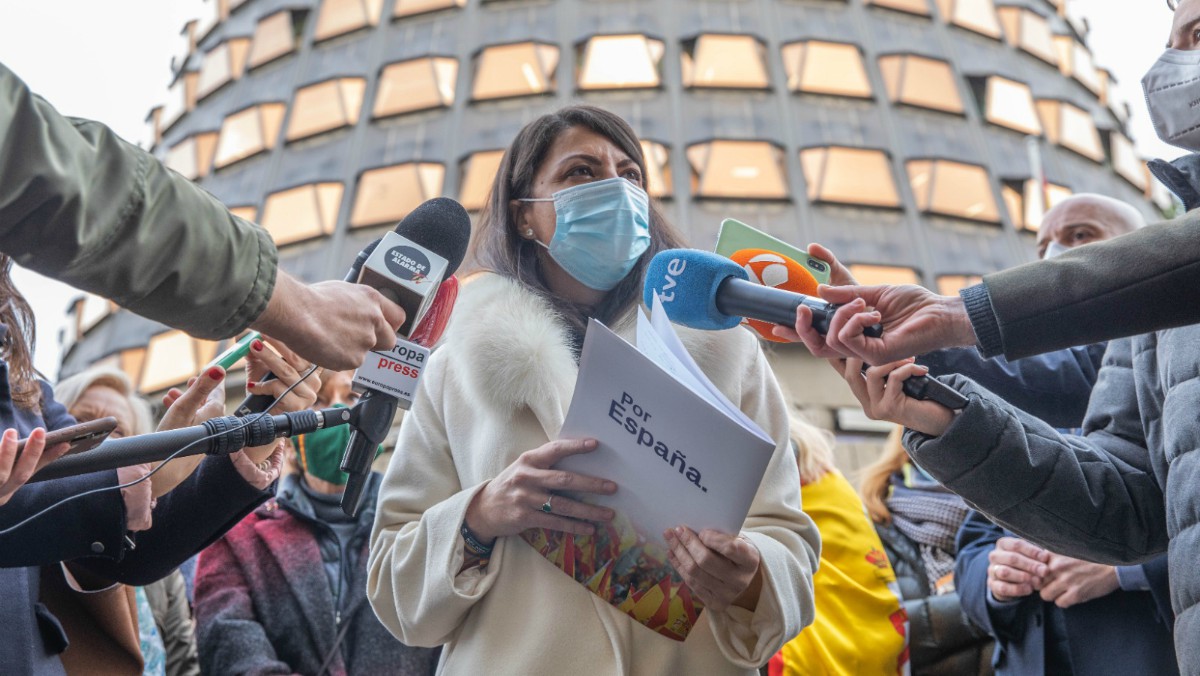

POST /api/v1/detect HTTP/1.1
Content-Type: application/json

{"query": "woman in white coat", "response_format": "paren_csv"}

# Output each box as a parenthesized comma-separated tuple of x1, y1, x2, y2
(367, 105, 820, 675)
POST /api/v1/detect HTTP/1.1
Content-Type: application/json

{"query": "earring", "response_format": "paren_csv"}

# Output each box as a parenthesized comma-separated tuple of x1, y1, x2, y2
(524, 228, 534, 238)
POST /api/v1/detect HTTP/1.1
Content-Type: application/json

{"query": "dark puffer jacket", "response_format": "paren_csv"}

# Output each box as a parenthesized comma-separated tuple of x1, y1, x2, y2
(874, 521, 994, 676)
(904, 335, 1197, 671)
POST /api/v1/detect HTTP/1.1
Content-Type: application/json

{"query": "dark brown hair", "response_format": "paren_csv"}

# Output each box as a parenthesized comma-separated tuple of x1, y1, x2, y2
(0, 255, 42, 411)
(470, 105, 687, 333)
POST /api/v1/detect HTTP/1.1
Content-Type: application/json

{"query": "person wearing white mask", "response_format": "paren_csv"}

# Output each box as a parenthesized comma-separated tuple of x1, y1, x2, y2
(366, 105, 819, 675)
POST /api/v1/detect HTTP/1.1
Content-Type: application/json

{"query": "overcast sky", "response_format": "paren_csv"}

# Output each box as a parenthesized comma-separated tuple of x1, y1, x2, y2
(0, 0, 1182, 379)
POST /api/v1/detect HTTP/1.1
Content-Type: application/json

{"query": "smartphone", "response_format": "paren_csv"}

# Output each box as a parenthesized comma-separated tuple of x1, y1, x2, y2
(17, 417, 118, 458)
(714, 218, 832, 285)
(205, 330, 262, 372)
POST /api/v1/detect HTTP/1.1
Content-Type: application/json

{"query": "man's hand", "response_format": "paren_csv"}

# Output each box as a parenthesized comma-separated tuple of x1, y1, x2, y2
(253, 271, 405, 371)
(1039, 554, 1119, 608)
(988, 537, 1051, 602)
(773, 245, 978, 364)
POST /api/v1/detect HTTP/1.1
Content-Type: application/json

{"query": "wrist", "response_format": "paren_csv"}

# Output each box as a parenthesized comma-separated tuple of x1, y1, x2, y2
(464, 487, 498, 545)
(939, 295, 977, 348)
(252, 271, 308, 339)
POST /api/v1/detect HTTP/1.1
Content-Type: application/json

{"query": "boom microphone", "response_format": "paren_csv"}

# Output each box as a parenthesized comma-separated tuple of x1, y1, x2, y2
(645, 249, 967, 410)
(30, 407, 353, 483)
(340, 198, 472, 516)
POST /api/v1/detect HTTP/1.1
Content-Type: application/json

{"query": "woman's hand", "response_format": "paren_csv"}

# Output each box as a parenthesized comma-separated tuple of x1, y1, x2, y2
(832, 357, 955, 437)
(665, 527, 763, 612)
(148, 367, 229, 498)
(244, 337, 322, 415)
(0, 428, 70, 506)
(464, 439, 617, 544)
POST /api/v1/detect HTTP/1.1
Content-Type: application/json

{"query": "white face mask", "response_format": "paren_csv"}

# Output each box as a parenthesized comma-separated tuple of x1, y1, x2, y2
(1142, 48, 1200, 151)
(1042, 240, 1070, 260)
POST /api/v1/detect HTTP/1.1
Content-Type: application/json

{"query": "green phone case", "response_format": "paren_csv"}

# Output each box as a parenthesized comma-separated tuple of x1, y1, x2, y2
(714, 218, 832, 285)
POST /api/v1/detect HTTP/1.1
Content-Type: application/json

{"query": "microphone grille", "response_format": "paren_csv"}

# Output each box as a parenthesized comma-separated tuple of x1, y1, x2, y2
(394, 197, 472, 276)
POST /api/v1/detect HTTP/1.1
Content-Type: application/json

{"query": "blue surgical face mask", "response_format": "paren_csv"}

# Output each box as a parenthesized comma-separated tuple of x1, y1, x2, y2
(519, 177, 652, 291)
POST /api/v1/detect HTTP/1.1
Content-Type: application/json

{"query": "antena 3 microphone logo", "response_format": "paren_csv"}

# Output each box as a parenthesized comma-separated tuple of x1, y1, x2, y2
(385, 245, 432, 284)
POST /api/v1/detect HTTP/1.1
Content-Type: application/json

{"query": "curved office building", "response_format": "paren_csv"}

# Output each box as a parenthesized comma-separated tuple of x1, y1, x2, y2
(59, 0, 1169, 463)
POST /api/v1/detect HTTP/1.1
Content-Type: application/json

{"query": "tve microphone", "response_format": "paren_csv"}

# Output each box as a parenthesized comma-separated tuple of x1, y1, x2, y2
(30, 407, 353, 483)
(341, 198, 472, 516)
(645, 249, 968, 410)
(645, 249, 883, 337)
(729, 249, 820, 343)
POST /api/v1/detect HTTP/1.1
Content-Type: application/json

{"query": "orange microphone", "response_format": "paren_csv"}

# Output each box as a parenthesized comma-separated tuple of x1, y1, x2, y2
(728, 248, 820, 343)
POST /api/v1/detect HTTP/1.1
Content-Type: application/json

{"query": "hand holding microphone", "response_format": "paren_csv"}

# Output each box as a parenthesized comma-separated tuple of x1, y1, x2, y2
(251, 271, 406, 372)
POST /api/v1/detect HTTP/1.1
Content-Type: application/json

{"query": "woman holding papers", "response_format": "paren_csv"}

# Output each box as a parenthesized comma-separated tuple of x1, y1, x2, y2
(367, 106, 819, 674)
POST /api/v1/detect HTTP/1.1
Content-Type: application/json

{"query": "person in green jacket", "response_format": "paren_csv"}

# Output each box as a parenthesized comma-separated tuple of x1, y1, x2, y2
(0, 60, 403, 372)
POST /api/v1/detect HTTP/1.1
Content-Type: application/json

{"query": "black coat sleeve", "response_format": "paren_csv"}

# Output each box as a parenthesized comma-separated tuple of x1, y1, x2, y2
(72, 454, 273, 585)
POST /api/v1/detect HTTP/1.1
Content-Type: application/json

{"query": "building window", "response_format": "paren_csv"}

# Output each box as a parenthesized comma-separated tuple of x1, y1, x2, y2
(864, 0, 931, 16)
(373, 58, 458, 118)
(641, 140, 672, 198)
(1110, 132, 1148, 191)
(260, 182, 344, 245)
(315, 0, 384, 42)
(687, 141, 789, 200)
(907, 159, 1000, 223)
(996, 7, 1058, 65)
(287, 78, 366, 142)
(781, 41, 872, 98)
(165, 132, 219, 181)
(140, 331, 219, 393)
(74, 294, 116, 337)
(681, 35, 770, 90)
(350, 163, 445, 228)
(878, 54, 964, 114)
(979, 75, 1042, 135)
(799, 147, 901, 208)
(214, 103, 286, 169)
(935, 0, 1002, 39)
(1054, 36, 1103, 97)
(471, 43, 559, 101)
(161, 72, 199, 133)
(394, 0, 466, 19)
(248, 9, 307, 70)
(1001, 179, 1072, 231)
(937, 274, 984, 295)
(1036, 99, 1104, 162)
(459, 150, 506, 211)
(849, 265, 921, 286)
(196, 38, 251, 101)
(229, 206, 258, 222)
(578, 35, 665, 90)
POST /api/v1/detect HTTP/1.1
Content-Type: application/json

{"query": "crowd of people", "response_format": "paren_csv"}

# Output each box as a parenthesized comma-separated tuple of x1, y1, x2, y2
(1, 0, 1199, 674)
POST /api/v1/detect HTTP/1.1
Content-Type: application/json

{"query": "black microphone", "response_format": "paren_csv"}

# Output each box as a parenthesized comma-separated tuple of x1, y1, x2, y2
(29, 407, 353, 483)
(340, 197, 472, 516)
(645, 249, 968, 410)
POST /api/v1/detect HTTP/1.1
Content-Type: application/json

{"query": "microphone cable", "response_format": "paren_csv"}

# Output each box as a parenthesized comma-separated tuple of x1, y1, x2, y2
(0, 365, 320, 537)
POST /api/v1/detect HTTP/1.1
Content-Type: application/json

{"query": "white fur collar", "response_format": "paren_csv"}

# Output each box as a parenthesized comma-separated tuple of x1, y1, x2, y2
(439, 273, 749, 434)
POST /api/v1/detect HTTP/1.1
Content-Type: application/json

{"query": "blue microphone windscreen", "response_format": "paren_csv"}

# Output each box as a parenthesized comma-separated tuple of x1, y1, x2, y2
(644, 249, 747, 330)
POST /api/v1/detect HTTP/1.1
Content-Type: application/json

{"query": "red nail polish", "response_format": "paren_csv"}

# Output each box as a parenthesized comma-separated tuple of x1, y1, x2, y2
(207, 367, 223, 381)
(251, 339, 264, 352)
(247, 381, 256, 389)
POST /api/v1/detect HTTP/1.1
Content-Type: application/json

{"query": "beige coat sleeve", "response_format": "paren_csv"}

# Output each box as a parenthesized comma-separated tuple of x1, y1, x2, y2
(366, 352, 508, 647)
(705, 330, 820, 667)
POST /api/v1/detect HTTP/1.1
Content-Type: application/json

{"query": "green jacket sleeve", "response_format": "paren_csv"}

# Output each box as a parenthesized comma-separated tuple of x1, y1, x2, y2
(961, 214, 1200, 359)
(0, 61, 277, 339)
